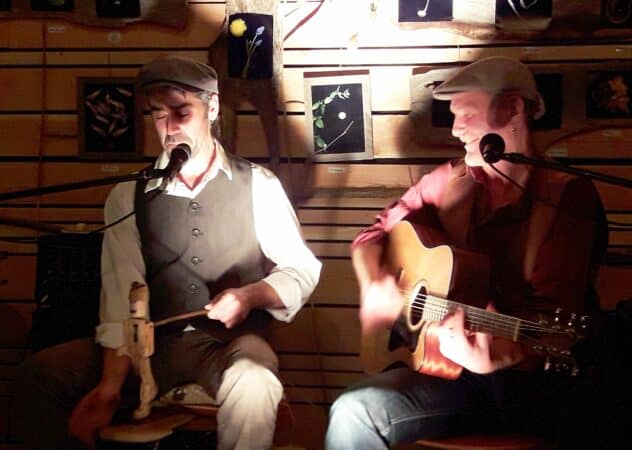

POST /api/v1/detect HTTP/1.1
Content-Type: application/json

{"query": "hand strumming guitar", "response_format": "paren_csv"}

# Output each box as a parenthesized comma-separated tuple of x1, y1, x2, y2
(359, 273, 405, 334)
(437, 305, 525, 374)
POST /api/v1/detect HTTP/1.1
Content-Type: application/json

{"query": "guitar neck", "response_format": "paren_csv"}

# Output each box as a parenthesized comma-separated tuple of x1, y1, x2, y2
(420, 296, 522, 341)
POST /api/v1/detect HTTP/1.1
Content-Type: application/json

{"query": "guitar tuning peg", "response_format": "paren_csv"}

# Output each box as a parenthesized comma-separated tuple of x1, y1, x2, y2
(552, 307, 562, 330)
(566, 312, 577, 330)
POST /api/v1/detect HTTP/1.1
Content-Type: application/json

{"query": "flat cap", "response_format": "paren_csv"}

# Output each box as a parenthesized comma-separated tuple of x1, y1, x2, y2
(137, 55, 219, 94)
(432, 56, 545, 119)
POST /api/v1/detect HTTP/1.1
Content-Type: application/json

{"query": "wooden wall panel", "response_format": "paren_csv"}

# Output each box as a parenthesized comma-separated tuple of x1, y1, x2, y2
(1, 2, 631, 448)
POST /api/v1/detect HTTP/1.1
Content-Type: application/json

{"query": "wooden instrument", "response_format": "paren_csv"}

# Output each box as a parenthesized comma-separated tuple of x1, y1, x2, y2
(361, 220, 587, 379)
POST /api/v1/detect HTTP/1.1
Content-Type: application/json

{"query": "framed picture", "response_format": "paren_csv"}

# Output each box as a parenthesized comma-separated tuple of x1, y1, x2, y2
(601, 0, 632, 27)
(586, 70, 632, 119)
(31, 0, 73, 11)
(303, 70, 373, 162)
(399, 0, 452, 22)
(77, 77, 143, 160)
(495, 0, 552, 31)
(96, 0, 140, 18)
(0, 0, 10, 12)
(228, 12, 274, 79)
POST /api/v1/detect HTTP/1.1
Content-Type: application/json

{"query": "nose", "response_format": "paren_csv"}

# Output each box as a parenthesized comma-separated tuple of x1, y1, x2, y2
(451, 117, 465, 139)
(165, 114, 181, 136)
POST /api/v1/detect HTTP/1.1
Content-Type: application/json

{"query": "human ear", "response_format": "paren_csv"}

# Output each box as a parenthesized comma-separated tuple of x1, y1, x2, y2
(489, 94, 523, 129)
(207, 93, 220, 121)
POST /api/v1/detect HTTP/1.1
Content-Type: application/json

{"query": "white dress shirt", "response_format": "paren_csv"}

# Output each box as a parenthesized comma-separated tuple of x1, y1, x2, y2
(96, 143, 321, 349)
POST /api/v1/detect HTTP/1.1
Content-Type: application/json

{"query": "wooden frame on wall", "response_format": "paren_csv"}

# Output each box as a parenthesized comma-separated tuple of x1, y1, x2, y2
(77, 77, 143, 160)
(303, 70, 373, 162)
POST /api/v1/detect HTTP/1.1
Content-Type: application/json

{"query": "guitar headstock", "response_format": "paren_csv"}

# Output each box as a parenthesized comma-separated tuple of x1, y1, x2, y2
(527, 308, 590, 375)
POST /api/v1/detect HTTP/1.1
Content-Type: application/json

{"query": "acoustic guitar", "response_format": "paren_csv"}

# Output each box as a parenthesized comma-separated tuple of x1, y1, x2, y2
(361, 220, 587, 379)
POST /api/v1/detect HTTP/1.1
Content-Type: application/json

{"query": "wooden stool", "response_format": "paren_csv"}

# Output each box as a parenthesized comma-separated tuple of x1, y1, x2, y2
(416, 433, 547, 450)
(99, 397, 294, 448)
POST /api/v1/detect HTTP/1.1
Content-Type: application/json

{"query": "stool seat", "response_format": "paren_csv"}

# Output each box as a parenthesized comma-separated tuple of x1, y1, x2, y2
(416, 433, 546, 450)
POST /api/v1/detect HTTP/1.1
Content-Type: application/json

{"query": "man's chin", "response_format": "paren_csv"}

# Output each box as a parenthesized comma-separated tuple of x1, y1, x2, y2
(464, 152, 484, 167)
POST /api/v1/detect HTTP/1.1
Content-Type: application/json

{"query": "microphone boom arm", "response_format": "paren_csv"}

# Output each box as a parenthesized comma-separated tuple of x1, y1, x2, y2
(502, 153, 632, 189)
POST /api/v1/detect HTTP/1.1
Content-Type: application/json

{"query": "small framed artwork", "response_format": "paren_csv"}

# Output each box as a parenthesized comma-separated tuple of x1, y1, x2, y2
(77, 77, 143, 160)
(601, 0, 632, 27)
(228, 13, 273, 79)
(495, 0, 552, 30)
(303, 70, 373, 162)
(96, 0, 140, 18)
(532, 73, 563, 130)
(399, 0, 452, 22)
(0, 0, 10, 12)
(31, 0, 73, 11)
(586, 70, 632, 119)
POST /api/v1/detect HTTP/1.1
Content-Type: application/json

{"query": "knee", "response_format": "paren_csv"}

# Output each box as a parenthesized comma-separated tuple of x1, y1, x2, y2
(220, 358, 283, 412)
(329, 390, 372, 423)
(227, 334, 279, 373)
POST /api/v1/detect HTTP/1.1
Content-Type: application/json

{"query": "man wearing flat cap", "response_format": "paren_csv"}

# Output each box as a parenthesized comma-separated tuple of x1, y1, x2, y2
(16, 55, 321, 450)
(325, 57, 609, 448)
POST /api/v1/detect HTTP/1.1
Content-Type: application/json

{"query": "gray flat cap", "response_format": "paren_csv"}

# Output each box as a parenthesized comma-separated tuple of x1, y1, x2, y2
(432, 56, 545, 119)
(137, 55, 219, 94)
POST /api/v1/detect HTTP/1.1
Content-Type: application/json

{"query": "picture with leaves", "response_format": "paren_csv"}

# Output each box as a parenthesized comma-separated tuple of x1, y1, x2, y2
(304, 70, 373, 162)
(77, 77, 143, 160)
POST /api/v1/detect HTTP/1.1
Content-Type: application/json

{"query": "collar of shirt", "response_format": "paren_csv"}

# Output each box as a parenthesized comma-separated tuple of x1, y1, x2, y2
(144, 139, 233, 198)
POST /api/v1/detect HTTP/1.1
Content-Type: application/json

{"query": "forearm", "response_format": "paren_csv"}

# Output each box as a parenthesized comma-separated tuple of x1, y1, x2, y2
(243, 280, 285, 310)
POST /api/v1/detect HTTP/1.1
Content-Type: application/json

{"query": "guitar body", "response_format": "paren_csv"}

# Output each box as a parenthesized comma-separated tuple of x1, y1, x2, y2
(361, 220, 490, 379)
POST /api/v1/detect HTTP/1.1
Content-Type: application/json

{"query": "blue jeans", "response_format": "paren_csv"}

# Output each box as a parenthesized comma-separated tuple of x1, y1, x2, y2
(323, 365, 602, 450)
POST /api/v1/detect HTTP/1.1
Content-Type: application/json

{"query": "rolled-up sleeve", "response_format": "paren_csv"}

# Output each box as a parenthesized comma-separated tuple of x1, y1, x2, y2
(251, 167, 321, 322)
(96, 181, 146, 349)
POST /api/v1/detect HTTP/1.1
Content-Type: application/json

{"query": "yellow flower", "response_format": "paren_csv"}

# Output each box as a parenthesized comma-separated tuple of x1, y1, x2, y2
(229, 19, 247, 37)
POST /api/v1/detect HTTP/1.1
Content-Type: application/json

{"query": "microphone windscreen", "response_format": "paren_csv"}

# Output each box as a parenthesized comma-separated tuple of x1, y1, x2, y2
(479, 133, 505, 164)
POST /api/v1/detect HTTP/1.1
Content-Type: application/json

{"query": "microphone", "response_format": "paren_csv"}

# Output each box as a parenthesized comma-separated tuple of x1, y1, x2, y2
(479, 133, 505, 164)
(160, 143, 191, 189)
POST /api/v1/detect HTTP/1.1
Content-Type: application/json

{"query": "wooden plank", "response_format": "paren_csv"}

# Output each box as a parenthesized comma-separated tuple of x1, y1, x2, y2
(278, 354, 362, 372)
(298, 209, 378, 225)
(37, 4, 224, 49)
(311, 260, 356, 305)
(0, 303, 34, 347)
(597, 265, 632, 310)
(0, 256, 36, 300)
(302, 225, 363, 242)
(0, 207, 103, 224)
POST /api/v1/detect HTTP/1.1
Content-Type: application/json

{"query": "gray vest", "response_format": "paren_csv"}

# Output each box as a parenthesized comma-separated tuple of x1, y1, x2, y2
(135, 155, 269, 336)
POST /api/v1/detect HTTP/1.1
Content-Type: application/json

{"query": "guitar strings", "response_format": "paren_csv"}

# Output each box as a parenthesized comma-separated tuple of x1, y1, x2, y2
(397, 288, 577, 340)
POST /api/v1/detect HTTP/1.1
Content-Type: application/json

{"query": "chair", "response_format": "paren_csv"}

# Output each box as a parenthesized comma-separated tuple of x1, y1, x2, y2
(416, 433, 548, 450)
(99, 383, 294, 449)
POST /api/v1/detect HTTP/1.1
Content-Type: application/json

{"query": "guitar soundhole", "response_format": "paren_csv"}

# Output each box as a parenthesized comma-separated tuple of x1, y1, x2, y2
(409, 285, 426, 327)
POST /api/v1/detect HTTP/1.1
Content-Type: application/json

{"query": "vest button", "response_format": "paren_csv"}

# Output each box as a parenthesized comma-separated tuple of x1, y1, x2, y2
(189, 283, 199, 293)
(190, 201, 201, 212)
(191, 256, 201, 265)
(192, 228, 202, 237)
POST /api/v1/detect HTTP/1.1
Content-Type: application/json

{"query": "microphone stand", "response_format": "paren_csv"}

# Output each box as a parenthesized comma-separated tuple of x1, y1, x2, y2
(0, 166, 168, 232)
(0, 166, 166, 203)
(500, 153, 632, 189)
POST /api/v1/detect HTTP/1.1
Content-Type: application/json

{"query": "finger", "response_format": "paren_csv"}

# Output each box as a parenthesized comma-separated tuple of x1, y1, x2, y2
(452, 308, 466, 334)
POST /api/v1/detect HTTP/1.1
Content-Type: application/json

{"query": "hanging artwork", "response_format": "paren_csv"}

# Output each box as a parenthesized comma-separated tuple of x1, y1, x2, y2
(601, 0, 632, 27)
(77, 77, 143, 160)
(31, 0, 73, 11)
(495, 0, 553, 31)
(228, 12, 274, 79)
(208, 0, 283, 172)
(586, 70, 632, 119)
(398, 0, 452, 22)
(96, 0, 140, 18)
(303, 70, 373, 162)
(1, 0, 187, 28)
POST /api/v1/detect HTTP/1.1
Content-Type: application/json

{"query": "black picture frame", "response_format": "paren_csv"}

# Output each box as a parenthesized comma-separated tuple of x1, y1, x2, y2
(495, 0, 552, 21)
(399, 0, 452, 22)
(601, 0, 632, 27)
(0, 0, 10, 11)
(586, 70, 632, 119)
(304, 70, 373, 162)
(227, 12, 274, 79)
(96, 0, 140, 18)
(77, 77, 143, 160)
(31, 0, 74, 12)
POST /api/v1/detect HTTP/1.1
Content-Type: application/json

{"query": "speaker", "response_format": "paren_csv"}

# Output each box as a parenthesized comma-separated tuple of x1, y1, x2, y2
(31, 233, 102, 351)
